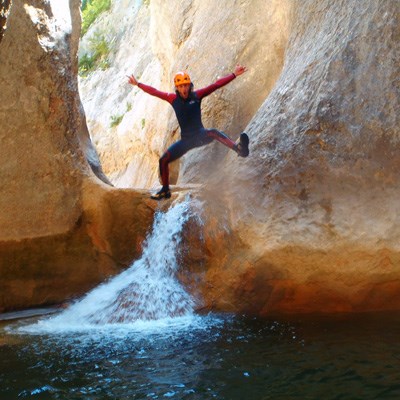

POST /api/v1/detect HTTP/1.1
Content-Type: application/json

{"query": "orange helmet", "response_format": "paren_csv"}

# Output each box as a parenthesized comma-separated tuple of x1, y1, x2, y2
(174, 71, 191, 87)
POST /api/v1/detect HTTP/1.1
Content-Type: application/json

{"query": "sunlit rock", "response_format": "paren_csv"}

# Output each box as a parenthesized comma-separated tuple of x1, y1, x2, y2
(78, 0, 292, 188)
(195, 0, 400, 314)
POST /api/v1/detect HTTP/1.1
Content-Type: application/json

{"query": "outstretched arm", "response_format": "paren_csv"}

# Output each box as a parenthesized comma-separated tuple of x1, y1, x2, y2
(127, 74, 175, 104)
(196, 65, 248, 99)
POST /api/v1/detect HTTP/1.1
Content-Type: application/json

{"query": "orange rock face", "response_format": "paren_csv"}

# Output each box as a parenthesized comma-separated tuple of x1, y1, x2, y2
(0, 1, 154, 312)
(184, 0, 400, 315)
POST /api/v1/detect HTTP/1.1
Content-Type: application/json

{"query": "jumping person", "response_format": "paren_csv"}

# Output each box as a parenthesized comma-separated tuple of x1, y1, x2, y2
(127, 65, 249, 200)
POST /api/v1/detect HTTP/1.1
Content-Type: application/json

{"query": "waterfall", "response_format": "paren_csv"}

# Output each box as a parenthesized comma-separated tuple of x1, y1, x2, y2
(30, 199, 198, 331)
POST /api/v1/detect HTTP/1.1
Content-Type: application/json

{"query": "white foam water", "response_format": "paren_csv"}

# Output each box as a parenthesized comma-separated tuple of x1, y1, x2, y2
(19, 199, 214, 335)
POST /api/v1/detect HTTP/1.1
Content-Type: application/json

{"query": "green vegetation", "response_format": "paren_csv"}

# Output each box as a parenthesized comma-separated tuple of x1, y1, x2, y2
(141, 118, 146, 129)
(81, 0, 111, 36)
(110, 114, 123, 128)
(78, 31, 111, 76)
(109, 102, 134, 128)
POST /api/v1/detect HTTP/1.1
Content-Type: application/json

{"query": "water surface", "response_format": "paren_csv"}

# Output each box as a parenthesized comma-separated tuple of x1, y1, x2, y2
(2, 201, 399, 398)
(1, 311, 400, 399)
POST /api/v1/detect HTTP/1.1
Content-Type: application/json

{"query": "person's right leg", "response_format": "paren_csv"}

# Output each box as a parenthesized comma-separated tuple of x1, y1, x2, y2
(151, 140, 192, 200)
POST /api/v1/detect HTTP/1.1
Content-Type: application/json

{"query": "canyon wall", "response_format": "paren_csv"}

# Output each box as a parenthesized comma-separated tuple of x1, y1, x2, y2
(83, 0, 399, 314)
(79, 0, 292, 188)
(191, 0, 400, 314)
(1, 0, 399, 315)
(0, 0, 154, 312)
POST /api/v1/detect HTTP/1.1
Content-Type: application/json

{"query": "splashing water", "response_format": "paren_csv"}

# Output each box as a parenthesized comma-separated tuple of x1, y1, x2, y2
(23, 199, 201, 333)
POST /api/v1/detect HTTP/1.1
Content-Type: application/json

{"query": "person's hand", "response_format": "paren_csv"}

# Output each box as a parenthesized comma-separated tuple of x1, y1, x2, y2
(234, 64, 247, 76)
(127, 74, 138, 86)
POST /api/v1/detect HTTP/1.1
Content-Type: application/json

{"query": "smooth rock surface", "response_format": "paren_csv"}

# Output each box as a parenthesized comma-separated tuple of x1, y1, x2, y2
(193, 0, 400, 314)
(0, 0, 154, 312)
(78, 0, 292, 188)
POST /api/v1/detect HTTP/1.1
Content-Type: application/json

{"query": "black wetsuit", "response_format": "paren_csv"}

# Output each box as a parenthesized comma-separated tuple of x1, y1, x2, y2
(137, 73, 237, 188)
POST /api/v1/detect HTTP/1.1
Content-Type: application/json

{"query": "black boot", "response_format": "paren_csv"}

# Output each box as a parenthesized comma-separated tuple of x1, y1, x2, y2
(151, 186, 171, 200)
(235, 132, 249, 157)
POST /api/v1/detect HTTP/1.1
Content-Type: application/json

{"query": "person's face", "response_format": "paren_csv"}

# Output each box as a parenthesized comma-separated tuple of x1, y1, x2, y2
(176, 83, 191, 99)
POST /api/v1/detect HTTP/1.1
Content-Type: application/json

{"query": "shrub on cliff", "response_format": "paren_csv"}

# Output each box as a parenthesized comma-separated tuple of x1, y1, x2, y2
(81, 0, 111, 36)
(78, 31, 111, 76)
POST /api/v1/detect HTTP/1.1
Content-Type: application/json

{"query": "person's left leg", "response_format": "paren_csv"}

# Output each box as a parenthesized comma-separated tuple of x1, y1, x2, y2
(205, 129, 249, 157)
(205, 129, 236, 149)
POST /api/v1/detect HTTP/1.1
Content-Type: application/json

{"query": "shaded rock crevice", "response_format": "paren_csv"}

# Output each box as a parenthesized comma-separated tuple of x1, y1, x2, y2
(0, 0, 12, 44)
